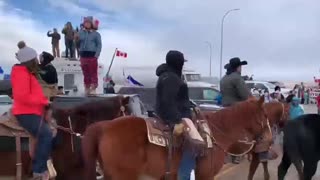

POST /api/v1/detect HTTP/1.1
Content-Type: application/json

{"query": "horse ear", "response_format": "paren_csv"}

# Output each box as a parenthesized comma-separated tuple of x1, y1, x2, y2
(122, 96, 130, 105)
(258, 95, 265, 106)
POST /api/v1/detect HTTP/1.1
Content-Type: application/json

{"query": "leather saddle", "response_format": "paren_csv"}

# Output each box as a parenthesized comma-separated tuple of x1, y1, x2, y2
(144, 111, 213, 149)
(0, 111, 30, 137)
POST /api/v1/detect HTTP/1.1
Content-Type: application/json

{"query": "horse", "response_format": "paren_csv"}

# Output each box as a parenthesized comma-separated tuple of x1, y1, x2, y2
(0, 95, 131, 180)
(82, 96, 269, 180)
(247, 101, 290, 180)
(278, 114, 320, 180)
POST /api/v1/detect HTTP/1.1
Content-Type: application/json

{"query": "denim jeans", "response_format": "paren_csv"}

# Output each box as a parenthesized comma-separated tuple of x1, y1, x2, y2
(178, 149, 196, 180)
(65, 39, 74, 58)
(16, 114, 53, 173)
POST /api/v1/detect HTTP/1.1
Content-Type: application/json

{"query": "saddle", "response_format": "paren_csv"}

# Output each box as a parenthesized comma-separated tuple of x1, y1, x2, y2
(144, 116, 213, 149)
(0, 109, 57, 180)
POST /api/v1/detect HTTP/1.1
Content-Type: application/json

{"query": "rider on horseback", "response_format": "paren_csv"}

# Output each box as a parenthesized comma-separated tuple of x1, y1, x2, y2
(220, 57, 251, 164)
(155, 50, 205, 180)
(12, 45, 52, 180)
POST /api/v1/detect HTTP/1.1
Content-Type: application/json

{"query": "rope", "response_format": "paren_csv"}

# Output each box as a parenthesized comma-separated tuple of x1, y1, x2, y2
(210, 134, 256, 157)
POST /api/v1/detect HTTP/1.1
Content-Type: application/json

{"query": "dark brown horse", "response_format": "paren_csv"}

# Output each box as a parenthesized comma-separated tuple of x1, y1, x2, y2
(247, 101, 290, 180)
(82, 96, 269, 179)
(0, 95, 130, 180)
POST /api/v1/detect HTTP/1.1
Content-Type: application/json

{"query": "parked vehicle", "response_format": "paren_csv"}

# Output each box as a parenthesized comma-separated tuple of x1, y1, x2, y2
(0, 95, 12, 115)
(117, 85, 222, 112)
(245, 80, 291, 98)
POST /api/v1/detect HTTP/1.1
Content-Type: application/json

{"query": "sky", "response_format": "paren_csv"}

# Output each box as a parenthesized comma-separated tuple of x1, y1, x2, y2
(0, 0, 320, 82)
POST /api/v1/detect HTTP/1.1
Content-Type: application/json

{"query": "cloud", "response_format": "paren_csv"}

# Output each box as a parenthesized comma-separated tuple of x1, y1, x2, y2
(81, 0, 320, 82)
(1, 0, 320, 82)
(0, 0, 164, 75)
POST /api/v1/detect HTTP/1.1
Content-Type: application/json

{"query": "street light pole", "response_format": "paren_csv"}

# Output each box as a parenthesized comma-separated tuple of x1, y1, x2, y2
(205, 41, 212, 76)
(219, 8, 240, 80)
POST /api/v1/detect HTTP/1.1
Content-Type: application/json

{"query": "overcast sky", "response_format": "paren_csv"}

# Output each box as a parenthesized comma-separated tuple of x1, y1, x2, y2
(0, 0, 319, 82)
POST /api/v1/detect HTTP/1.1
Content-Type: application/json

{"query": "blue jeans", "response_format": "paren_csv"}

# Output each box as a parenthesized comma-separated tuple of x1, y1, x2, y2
(16, 114, 53, 173)
(178, 149, 196, 180)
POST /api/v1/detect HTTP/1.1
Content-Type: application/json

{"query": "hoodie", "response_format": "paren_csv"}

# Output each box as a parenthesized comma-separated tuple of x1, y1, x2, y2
(289, 97, 304, 120)
(39, 52, 58, 84)
(155, 51, 191, 125)
(11, 65, 48, 116)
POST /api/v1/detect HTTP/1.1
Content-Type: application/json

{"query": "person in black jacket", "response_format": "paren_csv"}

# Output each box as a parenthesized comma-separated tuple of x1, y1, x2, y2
(39, 51, 58, 100)
(155, 50, 204, 180)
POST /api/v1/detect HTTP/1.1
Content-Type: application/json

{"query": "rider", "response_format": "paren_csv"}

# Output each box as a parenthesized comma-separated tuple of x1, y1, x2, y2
(155, 50, 205, 180)
(220, 57, 250, 107)
(11, 46, 52, 180)
(220, 57, 251, 164)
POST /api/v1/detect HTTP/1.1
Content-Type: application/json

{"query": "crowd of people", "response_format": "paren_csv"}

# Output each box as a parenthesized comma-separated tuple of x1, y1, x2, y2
(46, 17, 101, 60)
(9, 16, 102, 179)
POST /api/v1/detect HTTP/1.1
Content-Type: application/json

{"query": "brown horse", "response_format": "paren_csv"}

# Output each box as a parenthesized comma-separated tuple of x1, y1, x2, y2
(82, 96, 269, 180)
(0, 95, 130, 180)
(247, 101, 290, 180)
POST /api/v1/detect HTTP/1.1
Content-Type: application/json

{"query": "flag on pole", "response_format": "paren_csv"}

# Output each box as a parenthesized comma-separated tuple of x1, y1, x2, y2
(116, 50, 127, 58)
(126, 75, 143, 86)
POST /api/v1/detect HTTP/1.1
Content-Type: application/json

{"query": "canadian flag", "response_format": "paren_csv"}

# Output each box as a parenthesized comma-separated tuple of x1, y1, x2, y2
(116, 50, 127, 58)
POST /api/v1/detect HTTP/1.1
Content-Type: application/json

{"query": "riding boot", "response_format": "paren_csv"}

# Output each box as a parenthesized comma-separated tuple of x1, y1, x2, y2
(32, 171, 49, 180)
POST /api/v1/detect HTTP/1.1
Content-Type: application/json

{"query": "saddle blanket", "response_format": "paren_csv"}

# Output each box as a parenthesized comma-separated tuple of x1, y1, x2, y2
(145, 118, 213, 148)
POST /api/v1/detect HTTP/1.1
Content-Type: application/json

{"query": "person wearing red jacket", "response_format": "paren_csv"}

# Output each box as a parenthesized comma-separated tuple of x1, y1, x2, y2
(11, 46, 52, 180)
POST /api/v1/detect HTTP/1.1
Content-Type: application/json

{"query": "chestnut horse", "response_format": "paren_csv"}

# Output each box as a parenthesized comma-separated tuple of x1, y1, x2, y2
(82, 96, 269, 180)
(247, 102, 290, 180)
(0, 95, 130, 180)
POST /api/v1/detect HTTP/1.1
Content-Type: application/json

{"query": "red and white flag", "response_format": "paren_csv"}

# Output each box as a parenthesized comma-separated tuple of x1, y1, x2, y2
(116, 50, 127, 58)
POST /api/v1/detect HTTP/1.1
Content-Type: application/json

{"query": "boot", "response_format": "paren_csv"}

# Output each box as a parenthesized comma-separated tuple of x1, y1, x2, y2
(89, 85, 97, 95)
(47, 159, 57, 179)
(84, 87, 90, 96)
(32, 171, 49, 180)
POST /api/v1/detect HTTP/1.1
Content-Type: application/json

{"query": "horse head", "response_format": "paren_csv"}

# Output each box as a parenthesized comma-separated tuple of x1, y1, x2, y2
(264, 101, 290, 128)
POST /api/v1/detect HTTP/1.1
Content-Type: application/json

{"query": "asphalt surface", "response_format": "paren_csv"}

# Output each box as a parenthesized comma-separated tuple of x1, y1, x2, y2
(214, 104, 319, 180)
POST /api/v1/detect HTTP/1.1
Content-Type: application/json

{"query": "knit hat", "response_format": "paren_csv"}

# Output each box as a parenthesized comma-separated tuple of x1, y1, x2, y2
(16, 47, 37, 63)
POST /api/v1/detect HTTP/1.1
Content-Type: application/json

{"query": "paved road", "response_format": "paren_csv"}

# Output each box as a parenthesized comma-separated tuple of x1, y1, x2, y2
(215, 104, 318, 180)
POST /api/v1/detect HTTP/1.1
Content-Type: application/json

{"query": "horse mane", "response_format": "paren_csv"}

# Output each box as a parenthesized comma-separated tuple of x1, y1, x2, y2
(203, 100, 263, 136)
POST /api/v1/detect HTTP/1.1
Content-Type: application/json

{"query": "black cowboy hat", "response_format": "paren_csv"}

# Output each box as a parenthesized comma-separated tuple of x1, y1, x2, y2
(224, 57, 247, 69)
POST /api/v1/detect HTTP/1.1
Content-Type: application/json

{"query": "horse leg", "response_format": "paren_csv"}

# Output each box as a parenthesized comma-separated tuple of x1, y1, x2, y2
(278, 150, 291, 180)
(247, 153, 259, 180)
(303, 159, 318, 180)
(262, 162, 270, 180)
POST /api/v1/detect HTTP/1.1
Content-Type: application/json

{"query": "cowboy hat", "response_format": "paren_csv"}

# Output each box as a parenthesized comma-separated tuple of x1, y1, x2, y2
(224, 57, 247, 69)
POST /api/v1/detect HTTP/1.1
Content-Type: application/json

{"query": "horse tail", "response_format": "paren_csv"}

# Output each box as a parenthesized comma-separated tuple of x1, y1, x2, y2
(82, 122, 103, 180)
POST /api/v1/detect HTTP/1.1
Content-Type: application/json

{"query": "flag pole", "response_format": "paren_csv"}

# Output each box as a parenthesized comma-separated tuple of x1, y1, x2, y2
(106, 48, 118, 78)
